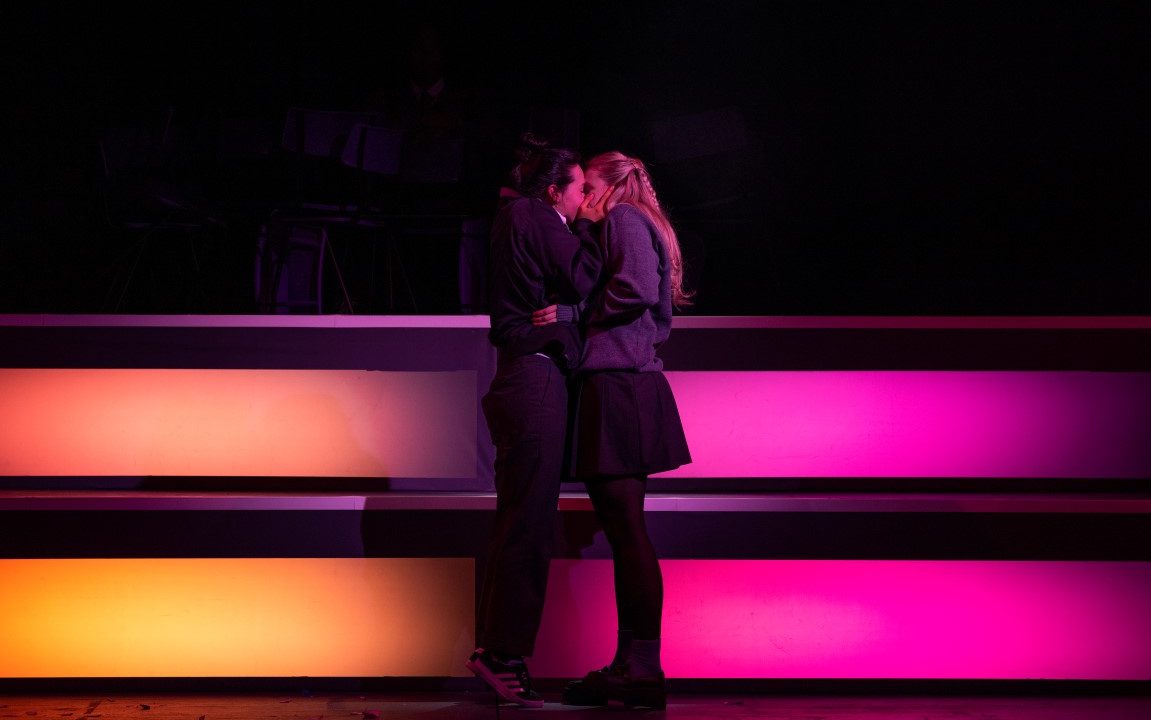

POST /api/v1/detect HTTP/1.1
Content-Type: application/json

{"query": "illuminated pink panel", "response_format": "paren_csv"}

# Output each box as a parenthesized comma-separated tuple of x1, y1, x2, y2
(659, 372, 1151, 478)
(533, 560, 1151, 679)
(0, 370, 475, 477)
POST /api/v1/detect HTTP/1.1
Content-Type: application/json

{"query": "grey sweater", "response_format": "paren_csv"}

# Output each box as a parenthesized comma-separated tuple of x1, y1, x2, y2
(580, 203, 673, 373)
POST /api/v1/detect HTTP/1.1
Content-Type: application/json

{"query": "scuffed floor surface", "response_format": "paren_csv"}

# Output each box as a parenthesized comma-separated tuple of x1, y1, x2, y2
(2, 693, 1151, 720)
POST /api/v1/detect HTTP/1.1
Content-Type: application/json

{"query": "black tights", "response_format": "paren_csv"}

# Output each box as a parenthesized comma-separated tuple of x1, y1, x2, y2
(586, 475, 663, 641)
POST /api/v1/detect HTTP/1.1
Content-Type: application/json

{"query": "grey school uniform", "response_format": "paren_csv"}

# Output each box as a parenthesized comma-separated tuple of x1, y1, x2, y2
(572, 203, 691, 478)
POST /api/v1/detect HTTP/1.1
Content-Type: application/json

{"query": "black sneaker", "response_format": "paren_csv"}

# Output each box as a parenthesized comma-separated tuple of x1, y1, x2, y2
(466, 648, 545, 708)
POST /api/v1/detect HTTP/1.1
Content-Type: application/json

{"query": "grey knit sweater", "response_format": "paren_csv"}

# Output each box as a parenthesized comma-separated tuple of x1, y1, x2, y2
(580, 203, 673, 373)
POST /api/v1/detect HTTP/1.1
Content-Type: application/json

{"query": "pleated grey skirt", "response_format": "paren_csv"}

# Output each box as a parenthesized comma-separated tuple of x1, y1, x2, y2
(570, 370, 691, 479)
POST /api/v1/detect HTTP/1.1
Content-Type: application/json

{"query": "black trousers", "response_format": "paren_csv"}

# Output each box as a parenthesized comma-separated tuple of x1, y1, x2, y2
(477, 354, 568, 657)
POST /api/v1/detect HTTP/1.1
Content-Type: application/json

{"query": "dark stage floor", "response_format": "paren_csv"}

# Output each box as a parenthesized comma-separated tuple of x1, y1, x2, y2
(2, 691, 1150, 720)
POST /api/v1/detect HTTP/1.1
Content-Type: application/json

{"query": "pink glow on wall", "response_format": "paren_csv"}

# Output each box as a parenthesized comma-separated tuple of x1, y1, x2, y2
(4, 369, 1149, 480)
(0, 369, 476, 477)
(533, 560, 1151, 679)
(659, 371, 1151, 478)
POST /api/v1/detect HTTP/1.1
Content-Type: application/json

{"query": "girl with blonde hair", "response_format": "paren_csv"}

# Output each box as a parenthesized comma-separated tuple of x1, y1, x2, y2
(538, 150, 691, 709)
(580, 151, 691, 308)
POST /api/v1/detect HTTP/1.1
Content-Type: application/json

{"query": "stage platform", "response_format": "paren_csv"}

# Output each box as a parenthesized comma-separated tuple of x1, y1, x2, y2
(2, 315, 1150, 683)
(1, 689, 1150, 719)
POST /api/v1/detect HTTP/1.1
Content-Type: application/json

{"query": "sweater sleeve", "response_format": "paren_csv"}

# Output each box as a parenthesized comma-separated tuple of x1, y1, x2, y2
(528, 214, 600, 303)
(560, 218, 603, 300)
(586, 206, 660, 326)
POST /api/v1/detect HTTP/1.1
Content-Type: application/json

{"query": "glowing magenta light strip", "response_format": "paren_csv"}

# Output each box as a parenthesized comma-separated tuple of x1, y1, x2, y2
(533, 560, 1151, 679)
(2, 370, 1148, 479)
(659, 371, 1151, 478)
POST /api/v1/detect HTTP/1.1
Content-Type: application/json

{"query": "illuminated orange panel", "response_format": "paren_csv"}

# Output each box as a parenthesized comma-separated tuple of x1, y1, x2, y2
(0, 370, 476, 477)
(0, 558, 474, 677)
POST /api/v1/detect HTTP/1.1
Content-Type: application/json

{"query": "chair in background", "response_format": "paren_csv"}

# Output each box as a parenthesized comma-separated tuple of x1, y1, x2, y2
(266, 110, 472, 314)
(254, 221, 330, 314)
(280, 107, 380, 211)
(458, 215, 490, 314)
(393, 132, 471, 313)
(341, 123, 403, 178)
(341, 122, 403, 216)
(98, 107, 229, 312)
(257, 111, 384, 314)
(337, 122, 417, 311)
(281, 107, 381, 161)
(209, 114, 284, 203)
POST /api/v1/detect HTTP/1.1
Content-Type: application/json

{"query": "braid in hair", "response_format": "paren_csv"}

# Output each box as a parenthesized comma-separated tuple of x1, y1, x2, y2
(635, 163, 661, 209)
(586, 151, 693, 307)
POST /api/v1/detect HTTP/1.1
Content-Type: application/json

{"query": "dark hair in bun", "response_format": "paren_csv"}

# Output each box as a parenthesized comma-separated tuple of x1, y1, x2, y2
(507, 132, 580, 200)
(513, 131, 550, 165)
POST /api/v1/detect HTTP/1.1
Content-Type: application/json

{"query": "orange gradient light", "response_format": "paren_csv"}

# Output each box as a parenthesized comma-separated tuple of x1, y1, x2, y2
(0, 558, 474, 677)
(0, 370, 476, 477)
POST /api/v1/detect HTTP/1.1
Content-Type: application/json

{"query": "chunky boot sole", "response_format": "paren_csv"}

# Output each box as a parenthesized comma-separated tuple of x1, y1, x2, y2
(618, 685, 666, 710)
(562, 678, 666, 710)
(561, 681, 608, 706)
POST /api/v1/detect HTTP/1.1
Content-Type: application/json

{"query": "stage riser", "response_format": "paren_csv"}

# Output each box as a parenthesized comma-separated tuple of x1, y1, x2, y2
(2, 555, 1149, 679)
(2, 315, 1148, 680)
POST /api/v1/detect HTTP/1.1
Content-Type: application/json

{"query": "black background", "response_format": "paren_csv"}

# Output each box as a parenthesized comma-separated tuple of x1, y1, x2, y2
(2, 1, 1147, 315)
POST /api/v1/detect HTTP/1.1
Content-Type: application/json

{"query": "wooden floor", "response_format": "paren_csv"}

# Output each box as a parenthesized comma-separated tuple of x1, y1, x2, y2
(2, 692, 1150, 720)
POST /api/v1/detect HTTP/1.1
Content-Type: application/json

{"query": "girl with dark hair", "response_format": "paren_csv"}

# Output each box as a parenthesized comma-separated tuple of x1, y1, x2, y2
(538, 151, 692, 710)
(465, 142, 600, 707)
(497, 132, 551, 208)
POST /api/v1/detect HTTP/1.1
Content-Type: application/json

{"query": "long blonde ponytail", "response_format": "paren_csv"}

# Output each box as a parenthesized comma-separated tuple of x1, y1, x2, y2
(586, 152, 692, 307)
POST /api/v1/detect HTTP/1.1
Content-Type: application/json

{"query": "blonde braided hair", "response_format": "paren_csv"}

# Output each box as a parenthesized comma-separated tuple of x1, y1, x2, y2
(586, 152, 692, 307)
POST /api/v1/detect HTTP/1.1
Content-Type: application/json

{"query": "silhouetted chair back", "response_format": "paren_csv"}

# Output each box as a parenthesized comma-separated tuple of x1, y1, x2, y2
(98, 108, 227, 312)
(281, 108, 379, 158)
(339, 123, 403, 214)
(281, 108, 381, 209)
(458, 216, 490, 314)
(255, 221, 327, 314)
(341, 123, 403, 176)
